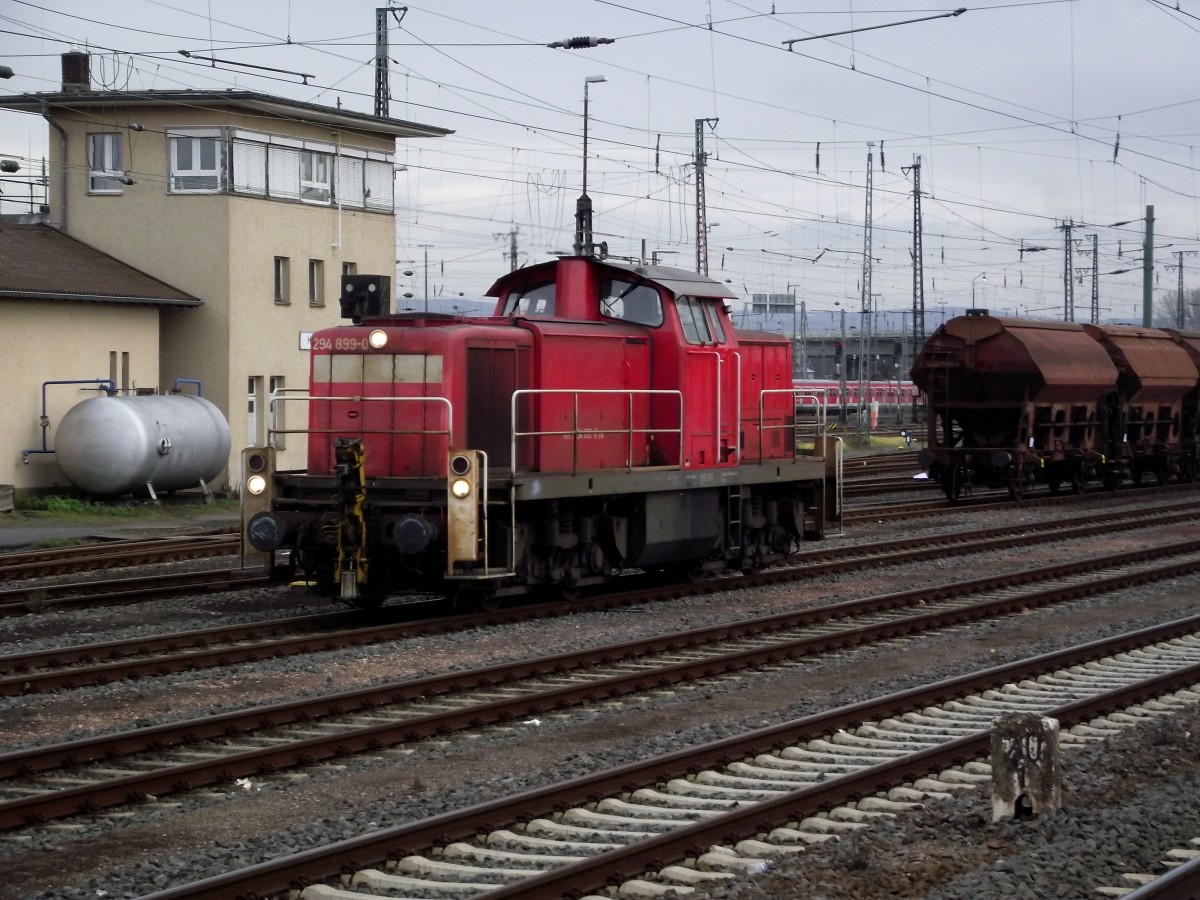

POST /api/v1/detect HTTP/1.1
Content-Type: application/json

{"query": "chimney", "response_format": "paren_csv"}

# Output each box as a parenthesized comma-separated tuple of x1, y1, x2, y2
(61, 50, 91, 93)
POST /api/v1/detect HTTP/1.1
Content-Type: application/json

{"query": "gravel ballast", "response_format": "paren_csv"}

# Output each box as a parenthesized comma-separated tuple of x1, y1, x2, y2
(2, 493, 1199, 899)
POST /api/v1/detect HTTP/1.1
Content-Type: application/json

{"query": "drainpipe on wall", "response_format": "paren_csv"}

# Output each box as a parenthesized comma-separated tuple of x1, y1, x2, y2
(40, 100, 67, 231)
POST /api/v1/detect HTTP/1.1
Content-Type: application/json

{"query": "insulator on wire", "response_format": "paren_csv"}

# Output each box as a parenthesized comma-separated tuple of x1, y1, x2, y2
(547, 36, 615, 49)
(815, 142, 820, 173)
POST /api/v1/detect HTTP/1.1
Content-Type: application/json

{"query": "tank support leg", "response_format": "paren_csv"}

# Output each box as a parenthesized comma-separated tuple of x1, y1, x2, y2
(198, 478, 214, 504)
(145, 481, 159, 503)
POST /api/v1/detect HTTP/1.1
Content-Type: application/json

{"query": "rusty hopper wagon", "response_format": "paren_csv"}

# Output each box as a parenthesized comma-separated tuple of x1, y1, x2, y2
(912, 310, 1200, 500)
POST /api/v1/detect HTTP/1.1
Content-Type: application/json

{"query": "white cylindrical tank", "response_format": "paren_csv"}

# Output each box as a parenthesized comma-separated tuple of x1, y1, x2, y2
(55, 394, 231, 496)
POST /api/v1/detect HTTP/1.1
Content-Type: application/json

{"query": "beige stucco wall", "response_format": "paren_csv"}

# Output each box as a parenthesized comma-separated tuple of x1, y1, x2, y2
(43, 100, 400, 491)
(0, 300, 160, 495)
(225, 197, 396, 481)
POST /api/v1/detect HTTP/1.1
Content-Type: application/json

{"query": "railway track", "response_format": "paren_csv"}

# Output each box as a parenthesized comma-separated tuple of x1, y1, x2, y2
(0, 531, 238, 581)
(844, 479, 1200, 523)
(4, 501, 1197, 696)
(0, 565, 267, 616)
(3, 532, 1199, 836)
(135, 618, 1200, 900)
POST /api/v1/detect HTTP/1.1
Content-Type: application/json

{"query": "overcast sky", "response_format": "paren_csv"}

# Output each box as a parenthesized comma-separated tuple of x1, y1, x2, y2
(2, 0, 1199, 327)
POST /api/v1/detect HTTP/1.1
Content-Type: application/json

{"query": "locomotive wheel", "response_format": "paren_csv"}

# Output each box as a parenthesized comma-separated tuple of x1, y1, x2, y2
(454, 586, 503, 612)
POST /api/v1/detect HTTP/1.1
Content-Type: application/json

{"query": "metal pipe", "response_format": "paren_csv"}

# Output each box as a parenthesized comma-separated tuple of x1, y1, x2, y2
(22, 379, 117, 462)
(40, 100, 67, 231)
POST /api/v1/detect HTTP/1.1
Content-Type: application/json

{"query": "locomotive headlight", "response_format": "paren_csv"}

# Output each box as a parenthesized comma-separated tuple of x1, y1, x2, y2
(368, 328, 388, 349)
(450, 478, 472, 499)
(246, 474, 267, 495)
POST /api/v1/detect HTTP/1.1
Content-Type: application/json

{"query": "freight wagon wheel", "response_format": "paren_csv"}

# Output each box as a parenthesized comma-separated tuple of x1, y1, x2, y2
(942, 467, 964, 502)
(1007, 478, 1025, 502)
(1070, 472, 1085, 494)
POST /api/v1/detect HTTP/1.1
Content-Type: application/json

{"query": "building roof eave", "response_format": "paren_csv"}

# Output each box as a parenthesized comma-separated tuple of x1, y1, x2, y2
(0, 290, 203, 307)
(0, 90, 453, 139)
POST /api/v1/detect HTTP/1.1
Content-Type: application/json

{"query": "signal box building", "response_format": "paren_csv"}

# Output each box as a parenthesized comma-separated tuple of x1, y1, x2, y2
(0, 51, 450, 498)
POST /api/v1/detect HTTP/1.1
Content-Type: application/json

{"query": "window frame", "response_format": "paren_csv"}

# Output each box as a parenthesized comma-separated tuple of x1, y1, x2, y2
(273, 256, 291, 305)
(677, 296, 713, 345)
(599, 278, 664, 327)
(502, 280, 556, 317)
(299, 149, 332, 204)
(169, 132, 223, 193)
(702, 301, 727, 344)
(88, 133, 123, 194)
(308, 258, 325, 307)
(268, 375, 286, 450)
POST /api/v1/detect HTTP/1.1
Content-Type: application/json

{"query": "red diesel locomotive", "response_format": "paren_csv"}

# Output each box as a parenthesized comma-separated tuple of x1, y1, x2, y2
(240, 256, 842, 609)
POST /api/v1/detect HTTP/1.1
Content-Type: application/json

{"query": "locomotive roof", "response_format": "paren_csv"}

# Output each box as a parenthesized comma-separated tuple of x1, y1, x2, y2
(486, 257, 737, 301)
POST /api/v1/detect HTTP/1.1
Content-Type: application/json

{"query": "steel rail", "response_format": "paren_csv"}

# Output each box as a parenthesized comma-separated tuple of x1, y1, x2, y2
(136, 616, 1200, 900)
(0, 568, 268, 616)
(2, 540, 1199, 832)
(3, 503, 1196, 695)
(0, 532, 237, 580)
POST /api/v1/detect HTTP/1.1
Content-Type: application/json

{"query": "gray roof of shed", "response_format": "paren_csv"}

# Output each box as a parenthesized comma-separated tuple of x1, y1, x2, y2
(0, 223, 201, 306)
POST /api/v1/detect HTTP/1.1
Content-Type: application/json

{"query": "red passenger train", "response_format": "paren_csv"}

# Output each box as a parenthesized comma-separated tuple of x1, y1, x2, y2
(240, 256, 842, 609)
(793, 379, 920, 416)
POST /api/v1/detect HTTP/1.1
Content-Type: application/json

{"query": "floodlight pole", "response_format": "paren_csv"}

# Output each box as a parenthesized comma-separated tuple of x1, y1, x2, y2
(574, 75, 606, 257)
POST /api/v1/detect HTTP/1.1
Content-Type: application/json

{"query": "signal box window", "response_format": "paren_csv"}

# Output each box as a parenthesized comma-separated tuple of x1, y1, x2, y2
(170, 134, 221, 192)
(600, 279, 663, 327)
(88, 133, 123, 193)
(300, 150, 332, 204)
(677, 296, 714, 345)
(502, 280, 556, 317)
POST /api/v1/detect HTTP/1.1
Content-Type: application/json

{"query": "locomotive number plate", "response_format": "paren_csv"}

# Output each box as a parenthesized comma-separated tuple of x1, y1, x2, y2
(310, 335, 371, 352)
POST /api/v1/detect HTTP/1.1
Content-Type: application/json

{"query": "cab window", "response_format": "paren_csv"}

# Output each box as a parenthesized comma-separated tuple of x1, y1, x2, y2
(702, 301, 727, 344)
(502, 280, 556, 317)
(600, 278, 663, 327)
(677, 296, 713, 345)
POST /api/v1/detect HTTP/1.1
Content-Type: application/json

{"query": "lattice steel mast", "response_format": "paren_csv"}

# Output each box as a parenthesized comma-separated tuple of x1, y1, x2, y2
(858, 143, 875, 438)
(694, 118, 717, 275)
